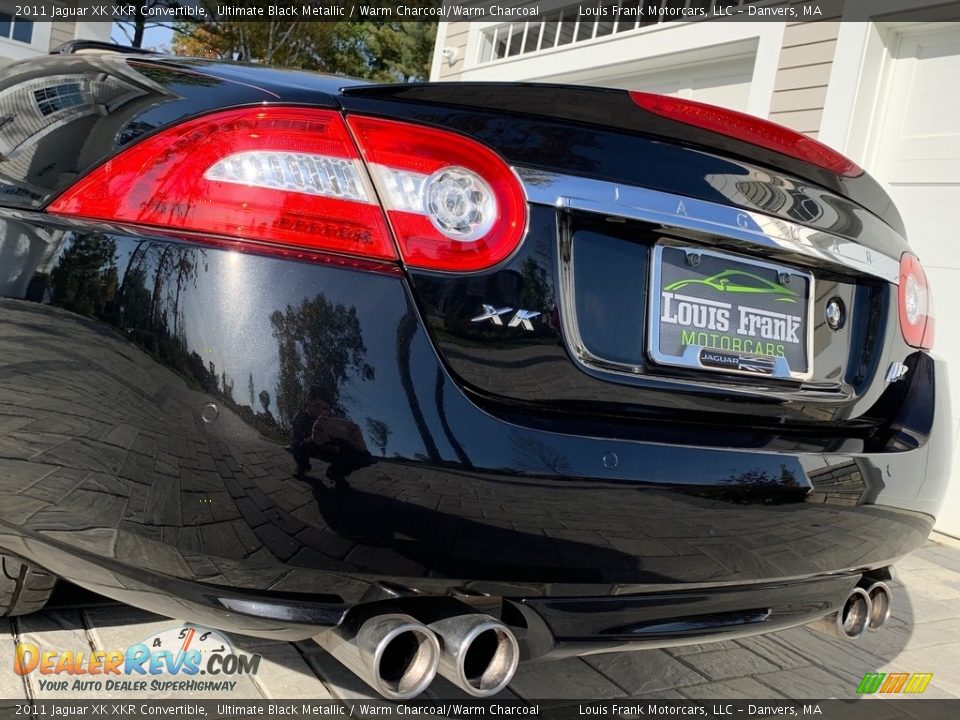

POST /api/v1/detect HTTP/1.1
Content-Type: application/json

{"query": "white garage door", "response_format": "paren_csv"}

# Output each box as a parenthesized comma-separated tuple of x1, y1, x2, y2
(869, 25, 960, 536)
(591, 58, 754, 111)
(542, 54, 755, 112)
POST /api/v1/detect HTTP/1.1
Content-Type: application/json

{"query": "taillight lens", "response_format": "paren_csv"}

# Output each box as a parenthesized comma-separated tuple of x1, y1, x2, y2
(347, 116, 527, 272)
(48, 107, 397, 260)
(49, 108, 528, 273)
(629, 91, 863, 178)
(899, 253, 934, 350)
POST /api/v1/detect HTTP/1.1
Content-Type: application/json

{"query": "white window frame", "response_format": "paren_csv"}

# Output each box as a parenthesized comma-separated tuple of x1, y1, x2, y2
(458, 20, 784, 118)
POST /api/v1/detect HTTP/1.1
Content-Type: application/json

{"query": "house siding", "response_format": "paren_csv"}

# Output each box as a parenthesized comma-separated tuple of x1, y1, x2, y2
(768, 29, 839, 136)
(49, 22, 77, 52)
(437, 22, 471, 80)
(767, 1, 845, 137)
(432, 3, 848, 139)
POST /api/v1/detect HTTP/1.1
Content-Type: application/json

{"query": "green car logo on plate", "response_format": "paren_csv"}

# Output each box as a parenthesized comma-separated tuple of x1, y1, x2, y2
(664, 270, 798, 303)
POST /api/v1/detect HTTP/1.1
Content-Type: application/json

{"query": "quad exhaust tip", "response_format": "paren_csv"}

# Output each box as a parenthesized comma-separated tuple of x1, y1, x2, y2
(838, 587, 872, 639)
(361, 616, 440, 700)
(430, 614, 520, 698)
(813, 587, 872, 640)
(864, 581, 892, 631)
(314, 613, 441, 700)
(813, 578, 893, 640)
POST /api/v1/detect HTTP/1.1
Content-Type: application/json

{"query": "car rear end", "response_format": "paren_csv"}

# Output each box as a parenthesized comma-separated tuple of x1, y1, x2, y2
(0, 53, 950, 693)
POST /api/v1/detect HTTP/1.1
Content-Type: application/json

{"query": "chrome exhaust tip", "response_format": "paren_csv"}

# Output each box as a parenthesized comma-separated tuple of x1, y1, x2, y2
(813, 587, 872, 640)
(429, 614, 520, 697)
(359, 615, 441, 699)
(864, 581, 892, 630)
(315, 613, 440, 700)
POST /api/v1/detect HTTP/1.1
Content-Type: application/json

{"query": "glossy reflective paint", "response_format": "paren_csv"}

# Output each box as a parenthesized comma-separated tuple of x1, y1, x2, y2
(0, 213, 949, 644)
(409, 206, 899, 428)
(0, 54, 950, 655)
(339, 84, 906, 237)
(0, 55, 353, 210)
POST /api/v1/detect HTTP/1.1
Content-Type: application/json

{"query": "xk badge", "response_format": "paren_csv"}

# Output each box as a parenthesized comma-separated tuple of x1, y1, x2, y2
(471, 305, 541, 331)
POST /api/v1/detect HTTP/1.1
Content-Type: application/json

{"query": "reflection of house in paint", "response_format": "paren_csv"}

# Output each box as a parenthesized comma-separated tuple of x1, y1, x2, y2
(0, 71, 148, 195)
(0, 218, 63, 299)
(704, 169, 866, 241)
(0, 58, 171, 204)
(706, 171, 837, 224)
(0, 59, 172, 298)
(706, 172, 826, 226)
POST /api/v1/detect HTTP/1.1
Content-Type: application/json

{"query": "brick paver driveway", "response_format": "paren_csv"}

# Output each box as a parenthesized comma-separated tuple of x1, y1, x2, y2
(2, 535, 959, 702)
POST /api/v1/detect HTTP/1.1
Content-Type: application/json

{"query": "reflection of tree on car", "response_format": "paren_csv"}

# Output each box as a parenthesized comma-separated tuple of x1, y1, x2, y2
(270, 293, 374, 432)
(665, 270, 798, 302)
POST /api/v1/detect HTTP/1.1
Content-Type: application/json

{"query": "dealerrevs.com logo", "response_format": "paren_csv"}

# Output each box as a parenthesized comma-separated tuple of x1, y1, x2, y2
(14, 626, 260, 693)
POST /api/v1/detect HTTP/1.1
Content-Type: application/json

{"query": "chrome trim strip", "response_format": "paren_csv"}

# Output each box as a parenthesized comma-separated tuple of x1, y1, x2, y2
(515, 167, 901, 285)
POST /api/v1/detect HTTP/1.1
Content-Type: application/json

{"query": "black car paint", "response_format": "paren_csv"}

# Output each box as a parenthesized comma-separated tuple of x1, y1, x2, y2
(0, 55, 949, 654)
(340, 82, 906, 238)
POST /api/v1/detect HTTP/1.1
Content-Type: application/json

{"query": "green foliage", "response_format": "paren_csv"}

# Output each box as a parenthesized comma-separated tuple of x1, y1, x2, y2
(172, 21, 437, 82)
(357, 23, 438, 82)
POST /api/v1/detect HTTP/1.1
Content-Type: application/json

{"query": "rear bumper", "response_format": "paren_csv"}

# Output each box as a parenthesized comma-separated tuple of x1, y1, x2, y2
(0, 218, 950, 652)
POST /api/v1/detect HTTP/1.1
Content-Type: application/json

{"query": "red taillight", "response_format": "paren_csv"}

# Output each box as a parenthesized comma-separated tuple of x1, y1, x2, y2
(347, 116, 527, 272)
(629, 91, 863, 178)
(48, 108, 397, 261)
(899, 253, 935, 350)
(48, 107, 528, 274)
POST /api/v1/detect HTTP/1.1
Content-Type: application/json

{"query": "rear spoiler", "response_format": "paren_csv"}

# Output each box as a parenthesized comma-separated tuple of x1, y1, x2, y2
(50, 40, 158, 56)
(344, 82, 905, 237)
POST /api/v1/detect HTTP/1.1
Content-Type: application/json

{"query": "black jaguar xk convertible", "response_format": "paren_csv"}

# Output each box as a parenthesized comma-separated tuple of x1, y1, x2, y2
(0, 43, 949, 698)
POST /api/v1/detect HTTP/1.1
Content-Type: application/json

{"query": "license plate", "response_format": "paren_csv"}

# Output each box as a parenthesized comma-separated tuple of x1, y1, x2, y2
(648, 245, 813, 380)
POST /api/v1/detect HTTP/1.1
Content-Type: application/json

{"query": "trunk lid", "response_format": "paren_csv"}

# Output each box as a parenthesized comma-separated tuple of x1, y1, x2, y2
(339, 84, 908, 433)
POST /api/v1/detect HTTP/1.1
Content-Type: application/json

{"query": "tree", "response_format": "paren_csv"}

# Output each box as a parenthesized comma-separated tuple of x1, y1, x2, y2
(113, 1, 199, 49)
(221, 371, 235, 402)
(366, 419, 392, 457)
(270, 293, 374, 429)
(358, 23, 437, 82)
(49, 235, 119, 318)
(171, 20, 436, 81)
(172, 19, 337, 66)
